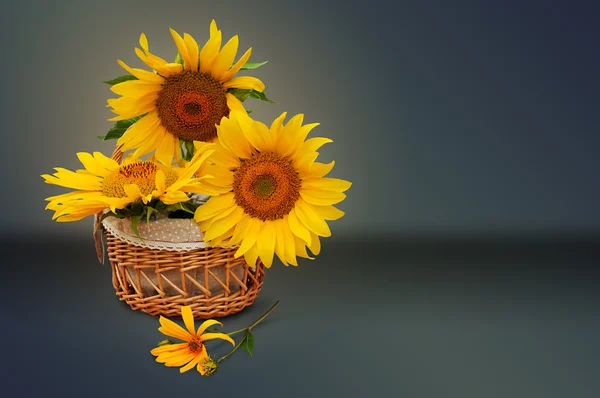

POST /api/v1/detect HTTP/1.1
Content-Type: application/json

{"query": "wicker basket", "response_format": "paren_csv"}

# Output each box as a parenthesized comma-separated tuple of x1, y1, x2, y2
(94, 145, 266, 319)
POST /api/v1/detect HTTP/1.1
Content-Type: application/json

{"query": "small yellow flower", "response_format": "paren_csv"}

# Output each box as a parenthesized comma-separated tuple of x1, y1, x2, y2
(150, 306, 234, 374)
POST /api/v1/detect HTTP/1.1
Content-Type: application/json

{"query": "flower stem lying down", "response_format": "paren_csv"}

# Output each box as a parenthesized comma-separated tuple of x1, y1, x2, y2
(150, 301, 280, 376)
(218, 300, 280, 363)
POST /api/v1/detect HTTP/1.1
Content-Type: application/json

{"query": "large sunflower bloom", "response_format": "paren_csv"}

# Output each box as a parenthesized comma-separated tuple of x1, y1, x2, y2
(150, 306, 234, 374)
(42, 148, 214, 222)
(193, 111, 351, 267)
(108, 19, 266, 165)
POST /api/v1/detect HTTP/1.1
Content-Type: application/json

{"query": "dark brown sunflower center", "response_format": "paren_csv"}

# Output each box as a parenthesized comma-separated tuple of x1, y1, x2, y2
(188, 338, 203, 353)
(233, 152, 301, 221)
(156, 71, 228, 142)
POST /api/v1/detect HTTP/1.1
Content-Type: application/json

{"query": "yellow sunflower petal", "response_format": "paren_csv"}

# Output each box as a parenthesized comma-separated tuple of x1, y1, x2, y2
(226, 92, 246, 113)
(42, 168, 102, 191)
(229, 214, 251, 245)
(223, 76, 265, 92)
(308, 232, 321, 256)
(295, 199, 331, 237)
(275, 113, 304, 158)
(217, 115, 252, 159)
(200, 204, 237, 231)
(294, 236, 314, 260)
(161, 191, 191, 205)
(194, 193, 236, 222)
(204, 206, 244, 242)
(287, 208, 312, 245)
(300, 188, 347, 206)
(117, 59, 164, 84)
(235, 218, 262, 257)
(110, 79, 162, 98)
(169, 28, 191, 71)
(256, 221, 276, 268)
(296, 137, 332, 162)
(220, 47, 252, 82)
(183, 33, 200, 72)
(302, 160, 335, 178)
(273, 219, 289, 266)
(200, 20, 222, 73)
(123, 184, 142, 202)
(281, 216, 298, 266)
(243, 244, 259, 267)
(302, 177, 352, 192)
(211, 35, 239, 79)
(312, 205, 345, 221)
(75, 152, 111, 177)
(130, 122, 169, 159)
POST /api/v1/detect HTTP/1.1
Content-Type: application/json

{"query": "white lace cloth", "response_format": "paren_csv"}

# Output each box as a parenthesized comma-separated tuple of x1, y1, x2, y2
(101, 195, 213, 252)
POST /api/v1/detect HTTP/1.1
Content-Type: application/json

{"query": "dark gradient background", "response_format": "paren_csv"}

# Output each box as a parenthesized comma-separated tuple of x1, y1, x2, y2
(1, 0, 599, 397)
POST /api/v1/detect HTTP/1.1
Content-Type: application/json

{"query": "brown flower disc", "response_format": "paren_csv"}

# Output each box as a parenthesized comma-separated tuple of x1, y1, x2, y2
(102, 162, 178, 198)
(233, 152, 301, 221)
(156, 71, 229, 142)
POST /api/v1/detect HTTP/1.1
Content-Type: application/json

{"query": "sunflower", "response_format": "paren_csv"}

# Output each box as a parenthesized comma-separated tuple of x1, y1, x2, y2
(42, 148, 214, 222)
(193, 111, 351, 267)
(107, 19, 266, 165)
(150, 306, 234, 374)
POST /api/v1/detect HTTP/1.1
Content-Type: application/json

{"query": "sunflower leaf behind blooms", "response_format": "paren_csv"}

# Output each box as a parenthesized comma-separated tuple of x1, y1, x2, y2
(102, 74, 138, 85)
(228, 88, 275, 104)
(238, 60, 268, 70)
(98, 114, 146, 141)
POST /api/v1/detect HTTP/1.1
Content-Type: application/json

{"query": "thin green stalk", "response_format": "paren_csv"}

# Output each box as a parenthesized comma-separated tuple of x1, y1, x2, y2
(218, 300, 280, 363)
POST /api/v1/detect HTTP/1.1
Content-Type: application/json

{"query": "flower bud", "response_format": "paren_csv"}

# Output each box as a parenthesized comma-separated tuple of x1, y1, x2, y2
(199, 357, 219, 376)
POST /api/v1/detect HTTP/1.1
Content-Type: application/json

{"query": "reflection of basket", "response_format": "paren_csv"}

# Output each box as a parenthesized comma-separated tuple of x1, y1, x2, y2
(94, 145, 266, 319)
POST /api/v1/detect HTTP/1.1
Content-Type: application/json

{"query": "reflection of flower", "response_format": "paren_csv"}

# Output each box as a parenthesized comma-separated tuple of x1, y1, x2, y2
(42, 148, 214, 222)
(150, 306, 234, 374)
(108, 19, 266, 164)
(193, 111, 351, 267)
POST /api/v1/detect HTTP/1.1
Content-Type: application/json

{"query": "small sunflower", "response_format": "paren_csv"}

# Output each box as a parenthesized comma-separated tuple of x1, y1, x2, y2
(108, 19, 266, 165)
(150, 306, 234, 374)
(193, 111, 351, 267)
(42, 148, 214, 222)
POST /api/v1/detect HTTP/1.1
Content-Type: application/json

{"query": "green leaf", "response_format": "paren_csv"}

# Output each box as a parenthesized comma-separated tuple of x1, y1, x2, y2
(165, 202, 195, 215)
(130, 214, 144, 241)
(98, 115, 145, 141)
(204, 327, 222, 334)
(248, 90, 275, 103)
(103, 75, 138, 85)
(240, 332, 254, 357)
(145, 206, 158, 224)
(228, 88, 252, 102)
(184, 140, 195, 161)
(174, 52, 184, 65)
(238, 60, 268, 70)
(228, 88, 274, 104)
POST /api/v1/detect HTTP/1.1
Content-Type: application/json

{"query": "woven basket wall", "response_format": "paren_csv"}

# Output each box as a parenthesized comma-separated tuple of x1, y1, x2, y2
(98, 145, 265, 319)
(105, 230, 265, 318)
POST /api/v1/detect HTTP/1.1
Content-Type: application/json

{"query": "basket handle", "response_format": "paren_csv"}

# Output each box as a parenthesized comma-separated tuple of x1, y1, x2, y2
(93, 144, 125, 263)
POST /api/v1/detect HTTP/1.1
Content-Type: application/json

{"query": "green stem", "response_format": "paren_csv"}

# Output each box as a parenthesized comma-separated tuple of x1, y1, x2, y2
(218, 300, 280, 363)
